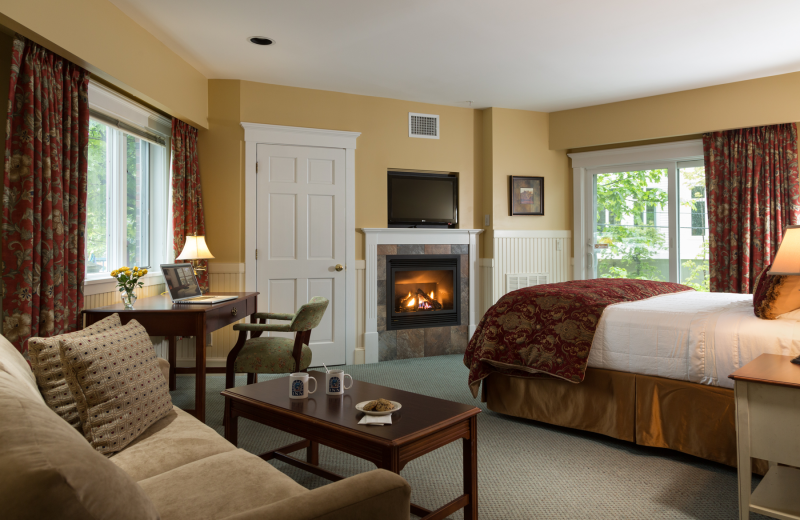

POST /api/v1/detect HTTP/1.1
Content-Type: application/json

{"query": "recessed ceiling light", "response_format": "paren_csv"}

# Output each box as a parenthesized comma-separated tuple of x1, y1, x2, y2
(249, 36, 274, 46)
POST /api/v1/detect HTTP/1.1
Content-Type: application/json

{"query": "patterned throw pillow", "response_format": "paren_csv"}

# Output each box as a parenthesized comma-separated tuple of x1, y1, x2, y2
(59, 319, 172, 456)
(28, 314, 122, 430)
(754, 271, 800, 320)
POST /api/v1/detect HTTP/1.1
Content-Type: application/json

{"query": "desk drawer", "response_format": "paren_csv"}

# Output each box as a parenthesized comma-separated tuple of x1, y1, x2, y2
(207, 299, 248, 331)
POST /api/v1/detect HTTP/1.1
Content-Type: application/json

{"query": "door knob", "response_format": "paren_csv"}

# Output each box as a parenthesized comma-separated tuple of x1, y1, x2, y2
(335, 264, 344, 272)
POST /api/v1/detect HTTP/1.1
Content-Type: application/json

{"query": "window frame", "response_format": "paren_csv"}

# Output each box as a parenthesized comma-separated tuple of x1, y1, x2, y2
(570, 140, 705, 281)
(84, 82, 171, 296)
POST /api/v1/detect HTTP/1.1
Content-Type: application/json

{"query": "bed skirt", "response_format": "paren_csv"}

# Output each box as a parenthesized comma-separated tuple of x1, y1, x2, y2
(484, 368, 767, 473)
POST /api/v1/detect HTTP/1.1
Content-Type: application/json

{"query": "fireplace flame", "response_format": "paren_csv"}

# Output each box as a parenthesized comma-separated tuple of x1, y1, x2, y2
(407, 298, 416, 307)
(429, 291, 435, 300)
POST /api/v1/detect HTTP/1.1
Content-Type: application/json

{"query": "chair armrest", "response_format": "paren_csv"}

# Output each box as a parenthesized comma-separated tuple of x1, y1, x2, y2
(253, 312, 295, 321)
(220, 469, 411, 520)
(233, 323, 292, 333)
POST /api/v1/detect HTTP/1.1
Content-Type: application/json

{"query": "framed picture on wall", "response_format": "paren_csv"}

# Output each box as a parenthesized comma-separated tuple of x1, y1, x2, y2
(509, 176, 544, 216)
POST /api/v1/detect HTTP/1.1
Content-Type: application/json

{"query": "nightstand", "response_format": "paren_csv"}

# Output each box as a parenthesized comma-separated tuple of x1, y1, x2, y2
(730, 354, 800, 520)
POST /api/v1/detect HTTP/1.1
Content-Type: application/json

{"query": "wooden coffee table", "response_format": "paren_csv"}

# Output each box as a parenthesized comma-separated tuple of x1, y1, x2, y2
(222, 370, 480, 520)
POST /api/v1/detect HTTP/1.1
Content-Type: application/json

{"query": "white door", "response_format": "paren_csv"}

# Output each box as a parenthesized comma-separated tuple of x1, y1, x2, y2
(255, 144, 346, 366)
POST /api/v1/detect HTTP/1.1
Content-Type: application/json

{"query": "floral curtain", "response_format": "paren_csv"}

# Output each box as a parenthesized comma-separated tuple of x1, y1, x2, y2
(2, 36, 90, 353)
(704, 123, 799, 294)
(171, 118, 209, 291)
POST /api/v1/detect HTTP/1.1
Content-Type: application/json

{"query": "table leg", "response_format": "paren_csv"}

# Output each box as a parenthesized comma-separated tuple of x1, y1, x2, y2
(168, 335, 177, 391)
(224, 397, 238, 446)
(464, 415, 478, 520)
(195, 318, 207, 423)
(735, 382, 751, 520)
(307, 440, 319, 466)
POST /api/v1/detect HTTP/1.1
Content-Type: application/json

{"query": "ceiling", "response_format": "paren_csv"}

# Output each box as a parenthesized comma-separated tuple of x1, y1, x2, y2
(109, 0, 800, 112)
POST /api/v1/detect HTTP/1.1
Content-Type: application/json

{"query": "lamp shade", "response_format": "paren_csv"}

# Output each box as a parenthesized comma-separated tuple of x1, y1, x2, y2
(769, 225, 800, 275)
(176, 235, 215, 261)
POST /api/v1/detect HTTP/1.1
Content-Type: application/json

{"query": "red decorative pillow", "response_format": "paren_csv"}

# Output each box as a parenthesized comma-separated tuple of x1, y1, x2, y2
(753, 263, 772, 314)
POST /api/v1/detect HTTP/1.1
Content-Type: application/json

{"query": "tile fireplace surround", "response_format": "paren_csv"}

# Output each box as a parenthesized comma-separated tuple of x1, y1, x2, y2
(362, 228, 482, 364)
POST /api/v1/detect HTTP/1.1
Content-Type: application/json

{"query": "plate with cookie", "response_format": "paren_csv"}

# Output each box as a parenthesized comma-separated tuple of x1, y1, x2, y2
(356, 398, 402, 416)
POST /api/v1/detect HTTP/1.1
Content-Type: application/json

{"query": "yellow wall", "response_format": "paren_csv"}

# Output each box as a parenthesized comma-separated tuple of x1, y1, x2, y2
(483, 108, 571, 257)
(197, 80, 244, 263)
(201, 80, 486, 261)
(0, 0, 208, 128)
(481, 108, 494, 257)
(550, 71, 800, 150)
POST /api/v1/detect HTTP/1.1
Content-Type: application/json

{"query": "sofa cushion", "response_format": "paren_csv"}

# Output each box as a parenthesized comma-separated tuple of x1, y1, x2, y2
(138, 449, 307, 520)
(0, 369, 159, 520)
(60, 319, 173, 455)
(110, 406, 236, 481)
(28, 313, 122, 430)
(0, 334, 41, 403)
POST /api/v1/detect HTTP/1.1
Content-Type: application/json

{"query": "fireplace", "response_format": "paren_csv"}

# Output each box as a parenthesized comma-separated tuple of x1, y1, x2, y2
(386, 255, 461, 330)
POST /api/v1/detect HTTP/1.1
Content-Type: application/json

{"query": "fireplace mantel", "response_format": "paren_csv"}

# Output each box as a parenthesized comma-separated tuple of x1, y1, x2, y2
(362, 228, 482, 363)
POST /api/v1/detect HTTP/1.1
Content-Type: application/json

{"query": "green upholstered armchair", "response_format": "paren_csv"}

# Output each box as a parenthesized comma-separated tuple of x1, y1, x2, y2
(225, 296, 330, 390)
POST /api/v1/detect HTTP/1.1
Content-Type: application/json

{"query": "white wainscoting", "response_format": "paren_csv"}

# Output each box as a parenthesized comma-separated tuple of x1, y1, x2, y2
(479, 259, 494, 316)
(354, 260, 366, 364)
(487, 230, 572, 308)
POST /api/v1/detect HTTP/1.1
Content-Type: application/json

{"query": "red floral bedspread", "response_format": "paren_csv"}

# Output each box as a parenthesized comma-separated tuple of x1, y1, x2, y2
(464, 279, 693, 397)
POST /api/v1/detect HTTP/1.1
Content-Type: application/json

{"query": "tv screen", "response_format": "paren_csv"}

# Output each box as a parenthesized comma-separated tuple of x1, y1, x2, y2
(388, 172, 458, 224)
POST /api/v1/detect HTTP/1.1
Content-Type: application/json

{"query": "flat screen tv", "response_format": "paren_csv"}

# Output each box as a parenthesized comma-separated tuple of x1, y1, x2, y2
(387, 171, 458, 227)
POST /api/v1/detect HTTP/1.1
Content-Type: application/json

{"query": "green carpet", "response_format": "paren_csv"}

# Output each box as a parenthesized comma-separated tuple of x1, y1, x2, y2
(170, 355, 765, 519)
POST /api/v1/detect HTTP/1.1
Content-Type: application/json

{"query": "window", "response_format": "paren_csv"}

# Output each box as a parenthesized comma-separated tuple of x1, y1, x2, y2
(85, 119, 169, 277)
(571, 141, 708, 289)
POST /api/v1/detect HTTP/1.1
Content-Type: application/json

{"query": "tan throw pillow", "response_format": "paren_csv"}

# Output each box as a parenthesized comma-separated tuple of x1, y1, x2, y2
(59, 319, 172, 456)
(754, 275, 800, 319)
(28, 314, 122, 430)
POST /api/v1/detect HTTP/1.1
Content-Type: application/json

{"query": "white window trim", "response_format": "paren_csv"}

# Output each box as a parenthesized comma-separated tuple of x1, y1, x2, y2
(86, 81, 172, 288)
(569, 140, 704, 281)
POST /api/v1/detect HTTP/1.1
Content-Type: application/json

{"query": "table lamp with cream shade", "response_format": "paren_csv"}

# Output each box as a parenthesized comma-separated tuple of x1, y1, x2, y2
(176, 234, 215, 278)
(768, 225, 800, 275)
(768, 225, 800, 365)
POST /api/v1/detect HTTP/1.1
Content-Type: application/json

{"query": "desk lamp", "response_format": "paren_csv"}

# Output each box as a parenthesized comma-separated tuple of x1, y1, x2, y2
(176, 235, 215, 278)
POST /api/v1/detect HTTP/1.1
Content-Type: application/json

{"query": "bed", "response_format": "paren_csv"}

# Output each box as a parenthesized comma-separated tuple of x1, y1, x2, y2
(466, 280, 800, 470)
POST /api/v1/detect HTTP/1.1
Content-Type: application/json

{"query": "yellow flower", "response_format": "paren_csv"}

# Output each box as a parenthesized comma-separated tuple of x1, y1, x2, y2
(141, 269, 148, 276)
(133, 266, 139, 272)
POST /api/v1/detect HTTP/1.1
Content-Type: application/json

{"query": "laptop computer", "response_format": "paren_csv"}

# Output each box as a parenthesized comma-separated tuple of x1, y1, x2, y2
(161, 263, 237, 304)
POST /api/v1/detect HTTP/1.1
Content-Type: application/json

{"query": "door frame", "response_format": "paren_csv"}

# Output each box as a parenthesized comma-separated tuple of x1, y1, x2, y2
(241, 123, 361, 365)
(569, 140, 703, 281)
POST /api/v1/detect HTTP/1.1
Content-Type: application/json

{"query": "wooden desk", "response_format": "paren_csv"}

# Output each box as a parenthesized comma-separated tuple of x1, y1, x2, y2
(730, 354, 800, 520)
(82, 292, 259, 423)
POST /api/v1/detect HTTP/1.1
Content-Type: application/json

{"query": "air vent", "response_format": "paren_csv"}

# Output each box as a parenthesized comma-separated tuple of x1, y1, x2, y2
(505, 273, 549, 294)
(409, 113, 439, 139)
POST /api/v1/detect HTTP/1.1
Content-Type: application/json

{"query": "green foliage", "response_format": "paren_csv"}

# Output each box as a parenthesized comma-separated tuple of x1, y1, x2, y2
(596, 170, 668, 281)
(86, 121, 108, 273)
(682, 239, 710, 292)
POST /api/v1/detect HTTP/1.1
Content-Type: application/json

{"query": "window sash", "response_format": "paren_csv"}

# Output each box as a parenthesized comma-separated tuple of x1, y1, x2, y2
(85, 118, 170, 280)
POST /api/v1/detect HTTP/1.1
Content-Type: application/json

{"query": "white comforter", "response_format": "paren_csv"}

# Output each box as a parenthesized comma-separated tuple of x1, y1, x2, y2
(588, 291, 800, 389)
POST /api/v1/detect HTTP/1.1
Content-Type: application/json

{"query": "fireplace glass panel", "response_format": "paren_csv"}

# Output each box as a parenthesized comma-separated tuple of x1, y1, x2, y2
(394, 269, 454, 313)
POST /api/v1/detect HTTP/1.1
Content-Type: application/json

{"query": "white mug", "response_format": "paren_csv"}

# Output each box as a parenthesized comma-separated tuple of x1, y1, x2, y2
(290, 373, 317, 399)
(326, 369, 353, 395)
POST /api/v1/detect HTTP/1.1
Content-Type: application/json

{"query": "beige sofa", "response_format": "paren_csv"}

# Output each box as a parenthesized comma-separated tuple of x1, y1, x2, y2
(0, 336, 411, 520)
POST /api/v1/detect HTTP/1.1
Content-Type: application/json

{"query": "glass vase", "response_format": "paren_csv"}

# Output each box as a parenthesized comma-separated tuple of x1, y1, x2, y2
(121, 290, 137, 310)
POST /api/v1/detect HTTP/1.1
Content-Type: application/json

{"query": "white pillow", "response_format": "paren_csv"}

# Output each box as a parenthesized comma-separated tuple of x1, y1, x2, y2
(777, 308, 800, 321)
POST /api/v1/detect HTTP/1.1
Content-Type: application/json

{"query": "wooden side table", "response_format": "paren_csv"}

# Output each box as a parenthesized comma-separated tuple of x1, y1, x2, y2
(729, 354, 800, 520)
